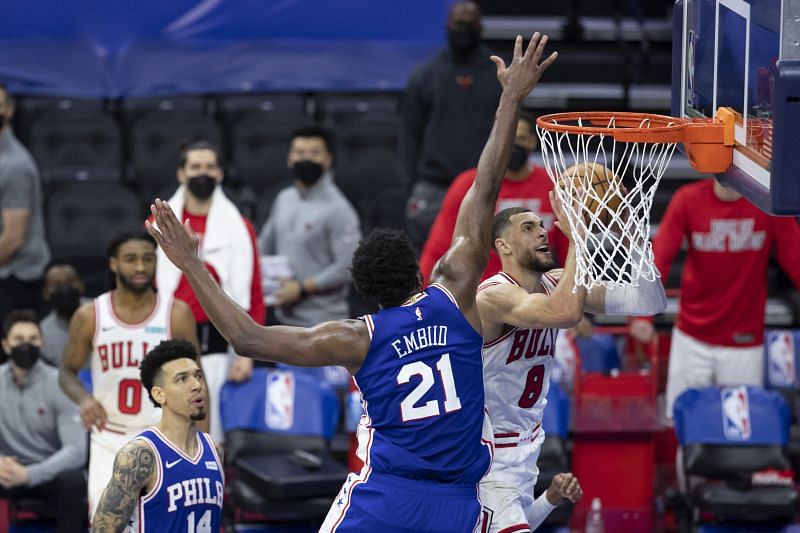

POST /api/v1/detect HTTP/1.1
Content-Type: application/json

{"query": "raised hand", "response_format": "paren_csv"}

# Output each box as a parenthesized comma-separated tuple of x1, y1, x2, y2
(490, 33, 558, 99)
(146, 199, 201, 271)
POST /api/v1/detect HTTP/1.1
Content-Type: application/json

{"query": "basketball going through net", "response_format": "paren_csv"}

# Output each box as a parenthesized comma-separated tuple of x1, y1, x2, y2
(536, 109, 735, 290)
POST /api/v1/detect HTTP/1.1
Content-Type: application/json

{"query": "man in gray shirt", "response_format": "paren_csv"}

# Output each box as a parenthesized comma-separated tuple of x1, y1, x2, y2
(0, 309, 87, 532)
(258, 126, 362, 328)
(0, 85, 51, 329)
(39, 262, 89, 366)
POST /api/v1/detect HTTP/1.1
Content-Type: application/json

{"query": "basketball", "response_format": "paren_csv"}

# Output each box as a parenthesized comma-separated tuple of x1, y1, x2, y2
(560, 163, 623, 226)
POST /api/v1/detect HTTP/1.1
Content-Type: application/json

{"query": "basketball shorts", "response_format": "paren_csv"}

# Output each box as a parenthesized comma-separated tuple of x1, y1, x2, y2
(479, 430, 545, 533)
(88, 427, 139, 520)
(320, 467, 483, 533)
(665, 328, 764, 419)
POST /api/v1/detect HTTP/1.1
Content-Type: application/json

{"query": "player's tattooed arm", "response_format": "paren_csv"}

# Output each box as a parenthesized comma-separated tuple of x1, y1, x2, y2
(91, 441, 155, 533)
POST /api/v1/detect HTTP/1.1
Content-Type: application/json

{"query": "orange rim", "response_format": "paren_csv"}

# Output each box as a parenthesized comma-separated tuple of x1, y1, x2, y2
(536, 109, 736, 173)
(536, 111, 687, 143)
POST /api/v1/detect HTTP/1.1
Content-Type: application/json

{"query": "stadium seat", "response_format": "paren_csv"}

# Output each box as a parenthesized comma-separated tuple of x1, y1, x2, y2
(333, 113, 403, 208)
(356, 184, 407, 235)
(316, 93, 400, 124)
(673, 386, 798, 525)
(229, 115, 313, 194)
(45, 182, 144, 295)
(763, 330, 800, 471)
(534, 381, 574, 527)
(220, 368, 346, 525)
(28, 108, 122, 185)
(218, 93, 308, 130)
(576, 333, 621, 373)
(120, 96, 208, 131)
(14, 97, 106, 145)
(129, 110, 222, 197)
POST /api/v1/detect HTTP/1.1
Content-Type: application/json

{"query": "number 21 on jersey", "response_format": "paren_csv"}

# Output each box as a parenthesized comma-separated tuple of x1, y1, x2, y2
(397, 353, 462, 422)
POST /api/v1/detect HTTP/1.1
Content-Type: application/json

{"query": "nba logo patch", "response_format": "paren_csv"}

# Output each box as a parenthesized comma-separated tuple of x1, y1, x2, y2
(767, 331, 796, 387)
(265, 370, 295, 430)
(721, 386, 751, 441)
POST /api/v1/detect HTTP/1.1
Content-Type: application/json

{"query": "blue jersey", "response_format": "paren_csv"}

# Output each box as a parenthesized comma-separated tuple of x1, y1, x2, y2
(353, 283, 492, 484)
(129, 428, 223, 533)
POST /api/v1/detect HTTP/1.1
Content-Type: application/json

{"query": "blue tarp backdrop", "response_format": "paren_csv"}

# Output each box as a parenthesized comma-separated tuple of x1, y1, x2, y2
(0, 0, 450, 97)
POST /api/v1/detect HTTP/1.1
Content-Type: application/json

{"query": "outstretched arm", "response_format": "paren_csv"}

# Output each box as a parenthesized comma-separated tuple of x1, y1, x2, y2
(430, 33, 557, 327)
(91, 440, 155, 532)
(146, 204, 371, 373)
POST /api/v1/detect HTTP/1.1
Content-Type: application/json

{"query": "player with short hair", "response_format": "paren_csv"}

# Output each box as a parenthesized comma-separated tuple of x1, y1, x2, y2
(477, 204, 666, 532)
(58, 229, 199, 520)
(91, 339, 223, 532)
(147, 33, 557, 531)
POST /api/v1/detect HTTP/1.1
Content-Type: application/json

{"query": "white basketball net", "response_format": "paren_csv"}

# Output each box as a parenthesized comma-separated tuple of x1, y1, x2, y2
(537, 115, 680, 290)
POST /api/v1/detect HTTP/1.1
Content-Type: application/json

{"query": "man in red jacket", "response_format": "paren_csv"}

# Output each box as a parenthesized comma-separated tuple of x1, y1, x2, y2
(418, 112, 568, 283)
(631, 178, 800, 418)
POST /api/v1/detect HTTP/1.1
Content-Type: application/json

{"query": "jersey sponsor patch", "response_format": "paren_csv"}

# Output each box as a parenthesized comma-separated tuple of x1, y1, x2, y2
(205, 461, 218, 471)
(145, 326, 166, 334)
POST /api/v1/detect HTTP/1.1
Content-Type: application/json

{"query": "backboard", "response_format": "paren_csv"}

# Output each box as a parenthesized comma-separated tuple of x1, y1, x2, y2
(672, 0, 800, 214)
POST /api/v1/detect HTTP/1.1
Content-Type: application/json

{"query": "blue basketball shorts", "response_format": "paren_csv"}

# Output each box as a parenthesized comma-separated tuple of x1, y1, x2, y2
(320, 468, 482, 533)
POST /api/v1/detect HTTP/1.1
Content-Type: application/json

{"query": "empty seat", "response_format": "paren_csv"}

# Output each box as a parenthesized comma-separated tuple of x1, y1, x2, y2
(28, 108, 122, 184)
(317, 93, 400, 124)
(230, 115, 312, 193)
(46, 182, 144, 294)
(129, 110, 223, 194)
(121, 96, 208, 131)
(218, 93, 308, 129)
(220, 367, 345, 524)
(15, 97, 105, 145)
(673, 386, 798, 526)
(356, 185, 406, 235)
(334, 113, 402, 207)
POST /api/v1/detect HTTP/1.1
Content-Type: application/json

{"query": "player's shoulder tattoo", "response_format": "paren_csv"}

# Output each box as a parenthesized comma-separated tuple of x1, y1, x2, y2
(91, 440, 156, 532)
(114, 439, 156, 488)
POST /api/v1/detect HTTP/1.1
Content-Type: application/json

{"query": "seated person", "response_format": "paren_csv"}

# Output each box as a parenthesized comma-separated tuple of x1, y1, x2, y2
(0, 309, 87, 532)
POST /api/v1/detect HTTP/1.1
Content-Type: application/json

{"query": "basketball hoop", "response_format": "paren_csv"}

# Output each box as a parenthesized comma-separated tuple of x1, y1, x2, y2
(536, 109, 734, 290)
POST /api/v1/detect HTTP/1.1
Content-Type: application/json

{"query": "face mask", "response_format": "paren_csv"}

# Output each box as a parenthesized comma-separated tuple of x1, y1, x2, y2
(0, 115, 5, 130)
(508, 144, 530, 172)
(448, 25, 481, 54)
(187, 175, 217, 200)
(292, 161, 324, 185)
(10, 343, 40, 369)
(49, 285, 81, 316)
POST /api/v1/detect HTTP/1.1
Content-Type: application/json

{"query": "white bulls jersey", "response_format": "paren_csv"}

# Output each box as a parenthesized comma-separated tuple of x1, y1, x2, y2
(91, 291, 172, 433)
(479, 272, 559, 446)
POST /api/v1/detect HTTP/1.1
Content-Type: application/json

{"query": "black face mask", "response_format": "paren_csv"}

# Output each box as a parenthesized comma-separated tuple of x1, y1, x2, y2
(187, 175, 217, 200)
(508, 144, 530, 172)
(49, 285, 81, 316)
(292, 161, 324, 185)
(0, 115, 5, 130)
(448, 25, 481, 55)
(10, 343, 40, 369)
